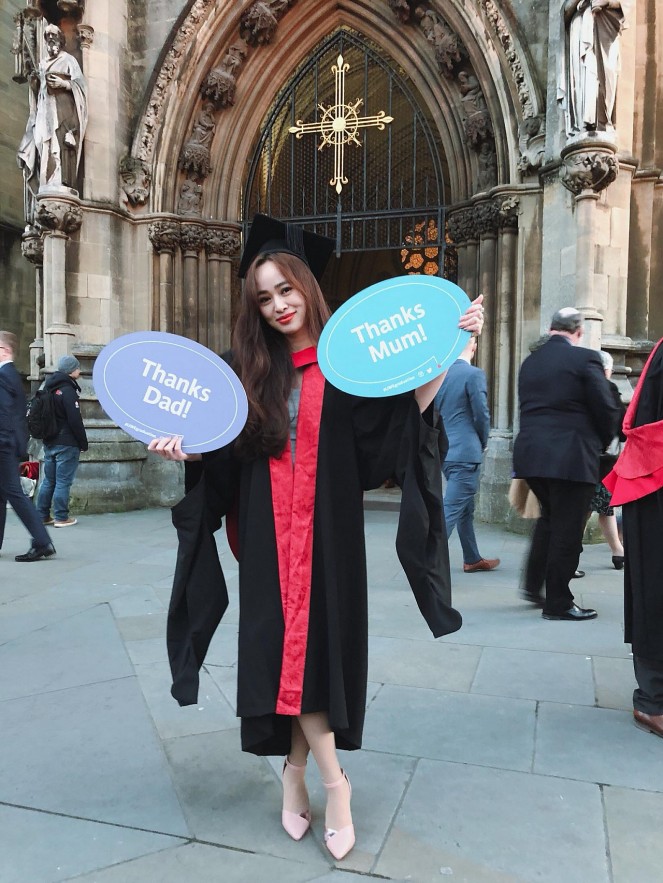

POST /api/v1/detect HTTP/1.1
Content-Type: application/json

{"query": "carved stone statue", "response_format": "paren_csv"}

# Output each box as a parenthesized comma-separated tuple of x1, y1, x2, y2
(17, 24, 88, 193)
(418, 9, 463, 76)
(476, 139, 498, 191)
(179, 102, 216, 177)
(240, 1, 291, 46)
(558, 0, 625, 137)
(119, 156, 152, 207)
(202, 43, 248, 107)
(177, 176, 203, 216)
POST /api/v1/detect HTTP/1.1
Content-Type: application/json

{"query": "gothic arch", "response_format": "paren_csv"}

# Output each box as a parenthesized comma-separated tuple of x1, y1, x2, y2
(129, 0, 544, 218)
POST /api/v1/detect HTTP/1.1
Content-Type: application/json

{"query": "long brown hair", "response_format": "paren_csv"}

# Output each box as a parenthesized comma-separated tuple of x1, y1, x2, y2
(232, 253, 331, 460)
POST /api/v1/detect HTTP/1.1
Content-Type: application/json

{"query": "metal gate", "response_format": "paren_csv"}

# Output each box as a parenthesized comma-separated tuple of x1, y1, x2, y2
(243, 28, 451, 276)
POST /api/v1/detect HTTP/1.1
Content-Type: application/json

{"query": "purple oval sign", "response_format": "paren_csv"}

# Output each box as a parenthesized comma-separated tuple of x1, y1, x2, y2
(93, 332, 247, 453)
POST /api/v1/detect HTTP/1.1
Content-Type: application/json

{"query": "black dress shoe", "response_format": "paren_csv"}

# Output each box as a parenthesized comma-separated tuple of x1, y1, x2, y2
(572, 570, 585, 579)
(542, 604, 597, 621)
(612, 556, 625, 570)
(15, 542, 56, 562)
(520, 589, 544, 607)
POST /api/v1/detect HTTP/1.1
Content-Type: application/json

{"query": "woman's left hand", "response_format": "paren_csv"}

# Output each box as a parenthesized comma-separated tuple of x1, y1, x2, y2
(458, 294, 485, 336)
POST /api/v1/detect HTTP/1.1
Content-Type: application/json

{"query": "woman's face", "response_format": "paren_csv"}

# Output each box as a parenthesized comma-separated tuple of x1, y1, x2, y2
(255, 259, 312, 351)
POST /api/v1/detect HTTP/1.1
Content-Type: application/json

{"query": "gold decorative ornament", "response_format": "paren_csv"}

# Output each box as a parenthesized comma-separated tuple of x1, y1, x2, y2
(289, 54, 394, 194)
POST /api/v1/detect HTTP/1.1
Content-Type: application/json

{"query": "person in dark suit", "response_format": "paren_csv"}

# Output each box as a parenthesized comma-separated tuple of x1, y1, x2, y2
(0, 331, 55, 561)
(513, 308, 620, 620)
(435, 336, 500, 572)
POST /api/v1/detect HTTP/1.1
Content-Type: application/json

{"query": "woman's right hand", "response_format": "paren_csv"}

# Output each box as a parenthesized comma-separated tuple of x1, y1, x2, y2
(147, 436, 201, 462)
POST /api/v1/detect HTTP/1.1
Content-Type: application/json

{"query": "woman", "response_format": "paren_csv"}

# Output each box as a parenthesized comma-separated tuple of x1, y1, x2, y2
(149, 215, 484, 860)
(587, 350, 625, 568)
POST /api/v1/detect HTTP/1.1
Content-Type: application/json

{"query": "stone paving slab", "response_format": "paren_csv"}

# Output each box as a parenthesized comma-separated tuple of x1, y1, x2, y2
(68, 842, 328, 883)
(374, 759, 609, 883)
(604, 786, 663, 883)
(162, 729, 329, 869)
(0, 604, 133, 701)
(0, 676, 189, 835)
(0, 804, 182, 883)
(470, 646, 596, 706)
(534, 703, 663, 792)
(133, 660, 238, 740)
(363, 684, 536, 772)
(592, 655, 637, 711)
(368, 635, 482, 692)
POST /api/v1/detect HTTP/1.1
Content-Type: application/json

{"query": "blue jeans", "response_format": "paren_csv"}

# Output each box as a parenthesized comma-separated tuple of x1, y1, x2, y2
(442, 462, 481, 565)
(37, 444, 80, 522)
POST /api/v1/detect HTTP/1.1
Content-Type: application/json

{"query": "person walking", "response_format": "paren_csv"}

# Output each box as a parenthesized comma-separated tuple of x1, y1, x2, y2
(0, 330, 55, 561)
(435, 336, 499, 573)
(513, 308, 620, 620)
(604, 337, 663, 737)
(148, 214, 484, 860)
(36, 354, 88, 528)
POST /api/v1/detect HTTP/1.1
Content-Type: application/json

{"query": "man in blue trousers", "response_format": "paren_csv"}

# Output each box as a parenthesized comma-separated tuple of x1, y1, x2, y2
(435, 335, 500, 573)
(0, 331, 55, 561)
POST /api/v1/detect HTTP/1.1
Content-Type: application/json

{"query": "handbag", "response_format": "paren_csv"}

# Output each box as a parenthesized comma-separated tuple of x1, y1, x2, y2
(508, 478, 541, 519)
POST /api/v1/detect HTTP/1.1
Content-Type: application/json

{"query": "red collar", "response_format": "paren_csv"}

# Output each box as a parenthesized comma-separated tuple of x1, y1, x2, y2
(291, 346, 318, 369)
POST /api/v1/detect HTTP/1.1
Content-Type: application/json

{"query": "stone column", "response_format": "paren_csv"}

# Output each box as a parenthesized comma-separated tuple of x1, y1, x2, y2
(148, 221, 180, 333)
(495, 196, 520, 433)
(21, 227, 45, 386)
(560, 141, 618, 350)
(180, 223, 205, 341)
(35, 195, 83, 368)
(447, 209, 469, 288)
(205, 226, 241, 354)
(475, 200, 499, 391)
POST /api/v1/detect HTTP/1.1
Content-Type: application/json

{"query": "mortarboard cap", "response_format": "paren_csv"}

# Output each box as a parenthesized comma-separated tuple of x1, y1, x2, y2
(238, 213, 335, 282)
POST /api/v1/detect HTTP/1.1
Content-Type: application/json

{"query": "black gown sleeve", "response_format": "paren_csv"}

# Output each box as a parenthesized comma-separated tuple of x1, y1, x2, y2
(167, 444, 240, 706)
(351, 394, 462, 639)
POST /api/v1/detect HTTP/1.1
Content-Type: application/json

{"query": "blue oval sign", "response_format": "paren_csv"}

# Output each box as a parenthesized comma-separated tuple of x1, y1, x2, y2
(93, 332, 248, 453)
(318, 276, 472, 397)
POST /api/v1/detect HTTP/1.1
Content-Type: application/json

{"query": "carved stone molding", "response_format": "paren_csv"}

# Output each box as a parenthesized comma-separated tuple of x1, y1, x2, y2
(518, 115, 545, 174)
(180, 223, 205, 255)
(57, 0, 85, 14)
(134, 0, 216, 164)
(204, 228, 241, 258)
(416, 8, 465, 77)
(388, 0, 412, 24)
(498, 195, 520, 229)
(148, 220, 180, 254)
(560, 148, 618, 196)
(447, 208, 477, 245)
(240, 1, 295, 46)
(35, 198, 83, 235)
(474, 200, 500, 236)
(201, 42, 248, 107)
(21, 227, 44, 265)
(119, 156, 152, 207)
(479, 0, 535, 119)
(22, 2, 43, 21)
(77, 24, 94, 49)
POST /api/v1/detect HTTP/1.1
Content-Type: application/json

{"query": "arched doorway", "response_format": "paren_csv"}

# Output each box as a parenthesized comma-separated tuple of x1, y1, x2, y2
(242, 28, 455, 311)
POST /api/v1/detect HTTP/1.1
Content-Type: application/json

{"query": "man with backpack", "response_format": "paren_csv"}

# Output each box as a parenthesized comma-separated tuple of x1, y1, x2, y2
(0, 330, 55, 561)
(36, 354, 88, 528)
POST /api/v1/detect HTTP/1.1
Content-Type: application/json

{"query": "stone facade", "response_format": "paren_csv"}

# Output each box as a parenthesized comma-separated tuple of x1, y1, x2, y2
(0, 0, 661, 517)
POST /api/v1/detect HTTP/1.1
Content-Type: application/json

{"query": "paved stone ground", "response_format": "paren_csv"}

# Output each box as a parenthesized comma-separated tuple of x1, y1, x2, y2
(1, 500, 660, 883)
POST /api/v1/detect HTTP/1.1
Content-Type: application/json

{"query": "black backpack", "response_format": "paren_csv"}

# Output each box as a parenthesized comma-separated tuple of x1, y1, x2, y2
(27, 388, 59, 441)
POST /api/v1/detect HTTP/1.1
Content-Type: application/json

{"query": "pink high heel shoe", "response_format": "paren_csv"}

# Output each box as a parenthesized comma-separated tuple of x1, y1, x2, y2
(281, 757, 311, 840)
(323, 770, 355, 861)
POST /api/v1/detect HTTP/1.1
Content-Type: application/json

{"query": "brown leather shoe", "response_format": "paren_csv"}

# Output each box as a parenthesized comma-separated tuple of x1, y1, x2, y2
(633, 709, 663, 738)
(463, 558, 500, 573)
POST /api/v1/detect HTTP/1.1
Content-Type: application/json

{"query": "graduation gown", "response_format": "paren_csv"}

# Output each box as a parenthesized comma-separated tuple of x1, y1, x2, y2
(167, 362, 462, 756)
(613, 341, 663, 658)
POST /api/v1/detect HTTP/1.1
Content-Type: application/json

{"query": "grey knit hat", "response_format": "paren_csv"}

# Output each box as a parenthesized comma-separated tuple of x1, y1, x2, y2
(57, 354, 80, 374)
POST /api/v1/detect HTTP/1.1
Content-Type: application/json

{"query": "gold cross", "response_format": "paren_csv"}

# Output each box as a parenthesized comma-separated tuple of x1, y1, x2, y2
(289, 54, 394, 194)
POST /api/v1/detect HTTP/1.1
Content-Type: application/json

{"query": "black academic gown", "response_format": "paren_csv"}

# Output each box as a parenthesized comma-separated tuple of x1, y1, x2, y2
(167, 382, 462, 756)
(622, 344, 663, 660)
